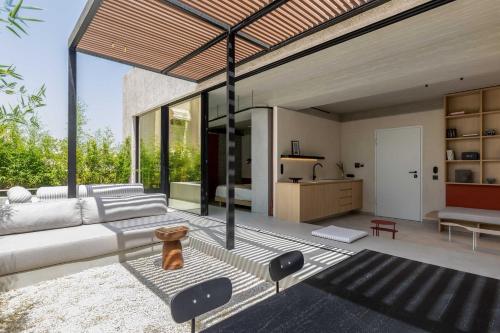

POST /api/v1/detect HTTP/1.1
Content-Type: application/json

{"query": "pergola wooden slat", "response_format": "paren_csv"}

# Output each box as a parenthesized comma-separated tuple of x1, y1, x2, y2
(73, 0, 375, 82)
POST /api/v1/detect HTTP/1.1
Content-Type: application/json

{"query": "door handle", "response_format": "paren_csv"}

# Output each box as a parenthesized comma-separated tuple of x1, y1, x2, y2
(408, 171, 418, 174)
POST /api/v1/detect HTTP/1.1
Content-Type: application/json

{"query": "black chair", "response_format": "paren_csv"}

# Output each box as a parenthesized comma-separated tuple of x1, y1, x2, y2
(268, 250, 304, 294)
(170, 277, 232, 333)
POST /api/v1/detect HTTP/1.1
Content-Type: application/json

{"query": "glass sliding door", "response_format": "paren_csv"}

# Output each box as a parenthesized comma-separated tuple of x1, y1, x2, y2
(169, 97, 201, 214)
(138, 108, 162, 192)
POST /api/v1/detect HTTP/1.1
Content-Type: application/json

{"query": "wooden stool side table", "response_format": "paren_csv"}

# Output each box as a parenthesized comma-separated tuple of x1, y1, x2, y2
(155, 226, 189, 270)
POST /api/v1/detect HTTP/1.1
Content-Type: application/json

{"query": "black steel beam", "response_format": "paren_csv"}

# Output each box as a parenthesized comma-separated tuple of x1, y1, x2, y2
(199, 0, 455, 83)
(231, 0, 290, 33)
(134, 116, 140, 183)
(225, 32, 236, 250)
(200, 92, 209, 216)
(67, 48, 77, 198)
(160, 105, 169, 200)
(68, 0, 103, 49)
(162, 32, 228, 74)
(160, 0, 270, 49)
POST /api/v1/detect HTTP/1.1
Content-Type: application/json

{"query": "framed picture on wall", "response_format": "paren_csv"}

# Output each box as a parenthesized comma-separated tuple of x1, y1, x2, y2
(291, 140, 300, 155)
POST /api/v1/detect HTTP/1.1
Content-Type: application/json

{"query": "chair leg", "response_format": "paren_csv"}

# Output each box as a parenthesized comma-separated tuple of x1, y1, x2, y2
(276, 281, 279, 294)
(448, 226, 451, 242)
(191, 318, 195, 333)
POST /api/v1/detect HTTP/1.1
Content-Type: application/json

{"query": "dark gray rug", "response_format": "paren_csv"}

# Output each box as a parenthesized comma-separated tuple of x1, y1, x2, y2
(203, 250, 500, 333)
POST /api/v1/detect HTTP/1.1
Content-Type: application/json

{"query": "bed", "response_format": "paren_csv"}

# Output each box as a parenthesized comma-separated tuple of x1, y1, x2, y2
(215, 184, 252, 207)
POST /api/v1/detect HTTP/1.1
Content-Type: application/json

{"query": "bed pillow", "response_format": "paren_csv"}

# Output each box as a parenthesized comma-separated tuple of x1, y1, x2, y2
(7, 186, 32, 204)
(0, 199, 82, 235)
(80, 193, 168, 224)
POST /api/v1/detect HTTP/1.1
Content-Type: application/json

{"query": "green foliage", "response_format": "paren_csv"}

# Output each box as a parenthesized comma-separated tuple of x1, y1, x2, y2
(0, 0, 44, 129)
(0, 102, 132, 189)
(169, 142, 201, 183)
(139, 140, 161, 189)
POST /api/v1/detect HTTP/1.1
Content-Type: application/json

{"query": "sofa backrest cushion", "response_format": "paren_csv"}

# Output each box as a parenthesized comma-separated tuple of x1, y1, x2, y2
(7, 186, 32, 204)
(80, 184, 144, 198)
(80, 193, 168, 224)
(36, 186, 70, 201)
(0, 199, 82, 235)
(36, 184, 145, 201)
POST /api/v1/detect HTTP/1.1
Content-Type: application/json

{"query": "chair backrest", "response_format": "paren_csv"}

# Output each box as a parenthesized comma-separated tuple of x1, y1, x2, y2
(269, 251, 304, 282)
(170, 277, 232, 324)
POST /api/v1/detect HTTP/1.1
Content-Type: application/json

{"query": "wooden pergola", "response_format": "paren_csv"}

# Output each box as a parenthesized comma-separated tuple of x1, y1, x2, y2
(68, 0, 453, 249)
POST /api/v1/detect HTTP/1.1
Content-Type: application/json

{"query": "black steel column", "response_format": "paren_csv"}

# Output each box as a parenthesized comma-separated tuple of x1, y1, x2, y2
(160, 105, 169, 200)
(225, 31, 236, 250)
(134, 116, 140, 183)
(200, 92, 209, 216)
(68, 48, 77, 198)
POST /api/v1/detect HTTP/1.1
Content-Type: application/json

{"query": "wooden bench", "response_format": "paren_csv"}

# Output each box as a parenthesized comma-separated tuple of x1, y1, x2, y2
(438, 207, 500, 251)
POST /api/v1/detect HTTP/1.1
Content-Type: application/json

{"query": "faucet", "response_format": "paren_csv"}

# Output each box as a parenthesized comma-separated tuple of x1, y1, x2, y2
(312, 163, 323, 181)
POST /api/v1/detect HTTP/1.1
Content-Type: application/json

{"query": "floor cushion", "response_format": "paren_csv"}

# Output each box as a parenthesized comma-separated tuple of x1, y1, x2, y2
(312, 225, 368, 243)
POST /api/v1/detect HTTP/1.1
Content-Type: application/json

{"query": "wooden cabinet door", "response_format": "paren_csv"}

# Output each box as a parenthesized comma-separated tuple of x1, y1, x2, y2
(351, 181, 363, 210)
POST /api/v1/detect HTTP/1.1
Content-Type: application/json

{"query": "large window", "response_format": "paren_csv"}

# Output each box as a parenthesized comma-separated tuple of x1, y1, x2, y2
(138, 108, 161, 192)
(169, 97, 201, 213)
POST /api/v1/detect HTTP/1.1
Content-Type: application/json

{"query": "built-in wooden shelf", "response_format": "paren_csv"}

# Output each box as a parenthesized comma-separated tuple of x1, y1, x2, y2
(482, 110, 500, 115)
(445, 136, 480, 141)
(280, 154, 325, 161)
(445, 85, 500, 185)
(445, 113, 479, 119)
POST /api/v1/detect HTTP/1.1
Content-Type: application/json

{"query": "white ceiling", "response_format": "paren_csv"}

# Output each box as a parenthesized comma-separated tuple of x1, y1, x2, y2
(224, 0, 500, 116)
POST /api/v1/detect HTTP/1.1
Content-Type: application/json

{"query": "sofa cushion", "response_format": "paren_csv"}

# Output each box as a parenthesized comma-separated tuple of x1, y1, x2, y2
(36, 186, 71, 201)
(36, 184, 145, 201)
(80, 194, 168, 224)
(7, 186, 32, 204)
(0, 199, 82, 236)
(0, 214, 188, 275)
(79, 184, 144, 198)
(438, 207, 500, 225)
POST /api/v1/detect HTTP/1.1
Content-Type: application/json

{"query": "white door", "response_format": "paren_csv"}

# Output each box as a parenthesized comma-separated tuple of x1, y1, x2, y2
(375, 126, 422, 221)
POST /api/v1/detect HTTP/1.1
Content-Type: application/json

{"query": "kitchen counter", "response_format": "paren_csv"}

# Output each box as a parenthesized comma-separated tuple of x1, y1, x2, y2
(275, 179, 362, 223)
(278, 179, 362, 186)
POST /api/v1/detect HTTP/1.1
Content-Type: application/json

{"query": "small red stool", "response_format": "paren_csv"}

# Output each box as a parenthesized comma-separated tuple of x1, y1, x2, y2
(371, 220, 398, 239)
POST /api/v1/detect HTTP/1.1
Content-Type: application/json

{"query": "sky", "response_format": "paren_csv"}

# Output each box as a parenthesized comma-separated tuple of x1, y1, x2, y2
(1, 0, 130, 142)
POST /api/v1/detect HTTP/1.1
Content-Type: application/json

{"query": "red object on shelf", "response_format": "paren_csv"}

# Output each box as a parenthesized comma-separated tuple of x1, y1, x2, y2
(446, 184, 500, 210)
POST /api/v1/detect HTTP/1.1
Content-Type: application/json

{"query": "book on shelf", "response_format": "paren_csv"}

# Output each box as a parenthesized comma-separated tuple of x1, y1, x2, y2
(462, 133, 479, 137)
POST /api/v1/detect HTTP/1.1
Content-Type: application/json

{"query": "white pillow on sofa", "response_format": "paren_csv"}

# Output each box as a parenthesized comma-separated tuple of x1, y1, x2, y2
(0, 199, 82, 235)
(7, 186, 32, 204)
(80, 194, 168, 224)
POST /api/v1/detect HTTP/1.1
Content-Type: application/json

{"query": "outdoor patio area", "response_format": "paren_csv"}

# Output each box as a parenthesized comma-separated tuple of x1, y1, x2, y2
(3, 0, 500, 331)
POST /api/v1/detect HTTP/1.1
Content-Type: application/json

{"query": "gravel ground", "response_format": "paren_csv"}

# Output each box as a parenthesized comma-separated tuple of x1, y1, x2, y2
(0, 247, 274, 333)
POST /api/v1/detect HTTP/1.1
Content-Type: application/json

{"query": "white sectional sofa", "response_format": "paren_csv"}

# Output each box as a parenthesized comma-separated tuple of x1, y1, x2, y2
(0, 184, 185, 276)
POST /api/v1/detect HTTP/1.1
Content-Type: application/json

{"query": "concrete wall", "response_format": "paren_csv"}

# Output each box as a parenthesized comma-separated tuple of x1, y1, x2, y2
(340, 108, 445, 215)
(251, 108, 271, 214)
(122, 68, 197, 180)
(273, 107, 342, 184)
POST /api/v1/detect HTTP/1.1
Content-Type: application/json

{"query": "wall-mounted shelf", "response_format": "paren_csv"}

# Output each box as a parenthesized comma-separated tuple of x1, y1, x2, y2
(281, 154, 325, 161)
